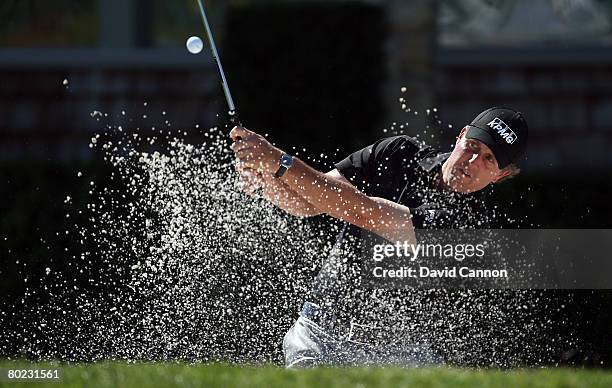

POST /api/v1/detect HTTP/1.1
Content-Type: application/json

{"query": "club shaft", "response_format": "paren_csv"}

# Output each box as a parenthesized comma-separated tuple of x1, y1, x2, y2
(196, 0, 237, 114)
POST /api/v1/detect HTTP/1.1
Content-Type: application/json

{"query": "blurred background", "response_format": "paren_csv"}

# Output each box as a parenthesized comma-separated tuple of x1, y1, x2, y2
(0, 0, 611, 365)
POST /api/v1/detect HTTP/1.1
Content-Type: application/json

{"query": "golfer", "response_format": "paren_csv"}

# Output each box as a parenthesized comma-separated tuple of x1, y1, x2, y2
(230, 107, 528, 367)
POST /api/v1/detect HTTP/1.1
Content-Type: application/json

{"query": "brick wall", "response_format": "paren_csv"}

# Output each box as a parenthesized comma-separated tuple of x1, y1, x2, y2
(434, 64, 612, 171)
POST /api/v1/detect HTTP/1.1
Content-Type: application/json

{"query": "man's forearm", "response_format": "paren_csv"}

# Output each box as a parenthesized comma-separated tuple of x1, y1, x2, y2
(281, 158, 359, 215)
(228, 125, 415, 243)
(261, 176, 323, 217)
(279, 160, 415, 243)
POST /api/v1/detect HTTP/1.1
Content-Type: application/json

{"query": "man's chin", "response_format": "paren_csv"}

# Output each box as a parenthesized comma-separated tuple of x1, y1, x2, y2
(452, 185, 473, 194)
(447, 176, 475, 194)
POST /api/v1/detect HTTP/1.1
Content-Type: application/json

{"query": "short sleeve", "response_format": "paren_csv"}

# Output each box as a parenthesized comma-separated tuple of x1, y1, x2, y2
(334, 136, 420, 192)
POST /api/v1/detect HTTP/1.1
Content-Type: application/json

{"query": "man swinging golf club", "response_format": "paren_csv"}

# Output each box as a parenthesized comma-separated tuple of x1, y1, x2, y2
(230, 107, 528, 367)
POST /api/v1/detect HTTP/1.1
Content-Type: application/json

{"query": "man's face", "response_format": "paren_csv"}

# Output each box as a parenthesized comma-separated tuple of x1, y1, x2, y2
(441, 127, 509, 193)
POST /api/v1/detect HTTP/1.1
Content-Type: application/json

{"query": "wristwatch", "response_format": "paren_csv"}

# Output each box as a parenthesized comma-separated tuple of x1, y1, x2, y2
(274, 153, 294, 178)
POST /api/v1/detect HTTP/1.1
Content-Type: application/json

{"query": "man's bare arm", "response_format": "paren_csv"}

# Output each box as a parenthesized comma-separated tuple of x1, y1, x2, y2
(263, 169, 354, 217)
(259, 174, 322, 217)
(280, 160, 416, 244)
(235, 164, 320, 217)
(239, 169, 349, 218)
(230, 126, 416, 244)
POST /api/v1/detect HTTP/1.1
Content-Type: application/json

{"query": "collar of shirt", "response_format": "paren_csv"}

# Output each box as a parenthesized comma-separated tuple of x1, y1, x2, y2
(415, 151, 450, 193)
(417, 151, 451, 174)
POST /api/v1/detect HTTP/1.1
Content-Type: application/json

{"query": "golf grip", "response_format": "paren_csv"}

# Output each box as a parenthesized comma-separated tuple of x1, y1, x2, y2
(230, 114, 243, 140)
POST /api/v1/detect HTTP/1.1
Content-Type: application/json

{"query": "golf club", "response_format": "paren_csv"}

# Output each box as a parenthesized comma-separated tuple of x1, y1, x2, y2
(196, 0, 241, 126)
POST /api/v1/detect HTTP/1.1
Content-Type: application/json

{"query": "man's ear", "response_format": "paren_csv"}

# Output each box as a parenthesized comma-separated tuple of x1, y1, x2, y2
(491, 167, 511, 183)
(456, 127, 469, 145)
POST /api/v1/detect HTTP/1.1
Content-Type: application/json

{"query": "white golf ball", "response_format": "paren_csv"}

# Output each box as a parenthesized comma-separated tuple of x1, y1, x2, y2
(186, 36, 203, 54)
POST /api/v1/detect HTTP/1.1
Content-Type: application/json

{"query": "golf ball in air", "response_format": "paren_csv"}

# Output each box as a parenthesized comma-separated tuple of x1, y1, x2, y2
(186, 36, 203, 54)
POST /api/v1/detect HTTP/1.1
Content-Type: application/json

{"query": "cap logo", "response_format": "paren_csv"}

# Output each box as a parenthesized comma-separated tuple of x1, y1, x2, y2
(487, 117, 517, 144)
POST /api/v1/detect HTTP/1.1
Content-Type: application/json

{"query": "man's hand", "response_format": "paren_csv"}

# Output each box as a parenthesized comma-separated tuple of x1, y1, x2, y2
(235, 163, 266, 196)
(230, 126, 322, 217)
(230, 126, 282, 175)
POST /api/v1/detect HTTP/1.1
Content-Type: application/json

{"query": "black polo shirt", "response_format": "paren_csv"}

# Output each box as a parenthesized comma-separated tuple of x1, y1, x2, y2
(334, 135, 488, 229)
(309, 135, 490, 325)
